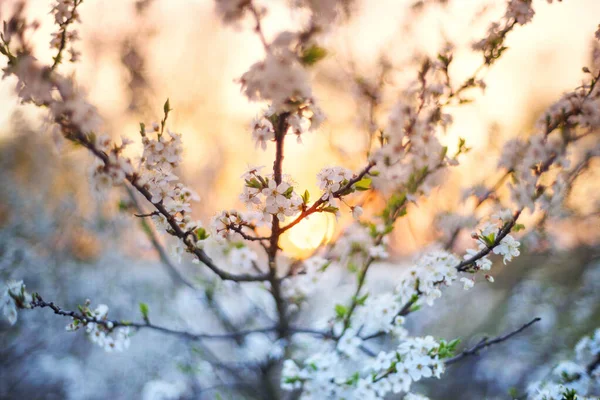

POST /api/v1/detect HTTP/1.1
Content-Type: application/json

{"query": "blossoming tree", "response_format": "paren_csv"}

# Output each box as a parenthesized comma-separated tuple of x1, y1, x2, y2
(1, 0, 599, 399)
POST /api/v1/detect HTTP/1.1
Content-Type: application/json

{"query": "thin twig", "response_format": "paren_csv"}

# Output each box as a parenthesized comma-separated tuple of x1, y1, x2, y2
(445, 317, 541, 365)
(279, 162, 376, 234)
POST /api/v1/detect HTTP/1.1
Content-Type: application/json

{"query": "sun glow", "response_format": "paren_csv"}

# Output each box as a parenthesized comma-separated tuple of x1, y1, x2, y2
(281, 212, 336, 258)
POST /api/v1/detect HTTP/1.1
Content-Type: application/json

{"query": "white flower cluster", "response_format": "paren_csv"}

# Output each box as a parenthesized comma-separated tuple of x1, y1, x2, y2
(527, 328, 600, 399)
(473, 0, 535, 57)
(214, 0, 252, 25)
(1, 280, 32, 326)
(240, 31, 325, 147)
(7, 55, 54, 105)
(351, 294, 407, 338)
(499, 134, 567, 213)
(505, 0, 535, 25)
(370, 69, 454, 194)
(403, 394, 430, 400)
(91, 134, 135, 192)
(240, 32, 312, 111)
(282, 336, 445, 399)
(317, 166, 354, 204)
(331, 223, 390, 265)
(210, 210, 252, 240)
(65, 303, 131, 352)
(251, 113, 275, 150)
(4, 45, 201, 245)
(50, 0, 82, 62)
(294, 0, 340, 27)
(470, 219, 520, 265)
(238, 166, 303, 224)
(51, 0, 81, 26)
(500, 74, 600, 213)
(228, 245, 259, 272)
(136, 123, 201, 239)
(281, 256, 330, 307)
(396, 250, 459, 307)
(250, 101, 324, 150)
(240, 38, 312, 112)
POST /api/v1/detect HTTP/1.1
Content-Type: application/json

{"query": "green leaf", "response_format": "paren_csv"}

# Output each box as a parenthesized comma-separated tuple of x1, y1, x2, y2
(139, 302, 149, 323)
(117, 200, 128, 212)
(195, 227, 210, 241)
(283, 186, 294, 198)
(562, 389, 577, 400)
(335, 304, 347, 319)
(440, 146, 448, 161)
(163, 98, 171, 115)
(318, 260, 331, 272)
(346, 372, 360, 385)
(354, 293, 369, 306)
(347, 261, 358, 273)
(302, 189, 310, 204)
(408, 304, 421, 313)
(245, 178, 262, 189)
(322, 206, 339, 214)
(513, 223, 525, 232)
(482, 232, 496, 247)
(354, 177, 372, 191)
(508, 388, 519, 398)
(447, 338, 461, 351)
(301, 45, 328, 66)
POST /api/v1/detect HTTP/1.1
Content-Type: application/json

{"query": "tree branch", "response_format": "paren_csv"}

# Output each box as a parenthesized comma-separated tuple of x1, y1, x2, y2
(445, 317, 541, 365)
(279, 162, 376, 234)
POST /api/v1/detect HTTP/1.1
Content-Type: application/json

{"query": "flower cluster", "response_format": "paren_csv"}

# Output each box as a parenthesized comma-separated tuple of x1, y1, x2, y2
(1, 281, 32, 326)
(396, 250, 459, 307)
(50, 0, 83, 63)
(138, 123, 198, 211)
(210, 210, 252, 240)
(473, 0, 535, 64)
(331, 223, 390, 266)
(65, 301, 131, 352)
(214, 0, 252, 25)
(238, 166, 304, 224)
(505, 0, 535, 26)
(240, 34, 312, 110)
(369, 60, 458, 195)
(500, 134, 568, 213)
(351, 294, 407, 338)
(527, 328, 600, 399)
(281, 256, 330, 307)
(281, 336, 446, 399)
(250, 101, 324, 150)
(317, 166, 354, 203)
(91, 134, 135, 192)
(5, 55, 54, 105)
(469, 216, 521, 265)
(500, 68, 600, 213)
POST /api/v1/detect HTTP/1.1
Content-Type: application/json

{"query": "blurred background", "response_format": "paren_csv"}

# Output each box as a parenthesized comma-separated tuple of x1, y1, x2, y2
(0, 0, 599, 399)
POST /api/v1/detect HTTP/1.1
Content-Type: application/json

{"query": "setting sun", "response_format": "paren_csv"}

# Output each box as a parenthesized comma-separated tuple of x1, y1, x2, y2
(281, 212, 336, 258)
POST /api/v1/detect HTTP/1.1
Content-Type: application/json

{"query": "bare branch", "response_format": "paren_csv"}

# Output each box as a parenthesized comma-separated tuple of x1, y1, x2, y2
(445, 317, 541, 365)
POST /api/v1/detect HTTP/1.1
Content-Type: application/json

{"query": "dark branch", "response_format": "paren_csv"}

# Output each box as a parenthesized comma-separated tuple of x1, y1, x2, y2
(445, 317, 541, 365)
